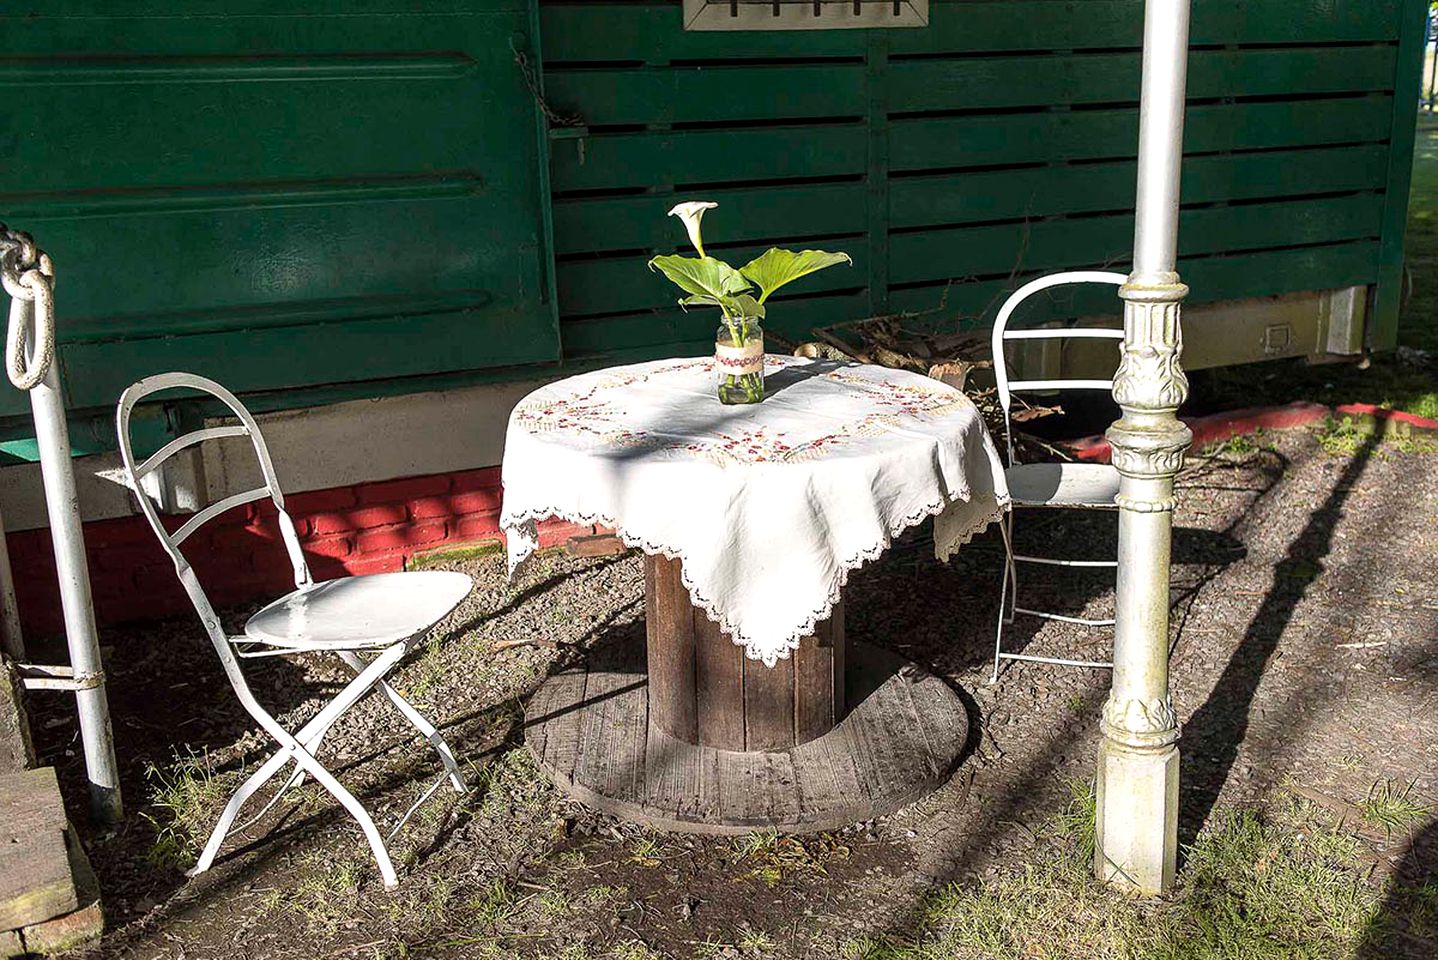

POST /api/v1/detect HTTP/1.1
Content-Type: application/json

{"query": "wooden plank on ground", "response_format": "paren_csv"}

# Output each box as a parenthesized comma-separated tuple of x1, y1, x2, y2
(0, 768, 78, 930)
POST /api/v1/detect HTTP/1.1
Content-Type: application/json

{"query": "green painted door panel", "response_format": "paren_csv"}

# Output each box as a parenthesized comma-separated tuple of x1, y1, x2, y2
(0, 1, 557, 417)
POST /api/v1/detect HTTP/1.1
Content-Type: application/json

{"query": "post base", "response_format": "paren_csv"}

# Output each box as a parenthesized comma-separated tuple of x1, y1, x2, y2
(1094, 736, 1179, 895)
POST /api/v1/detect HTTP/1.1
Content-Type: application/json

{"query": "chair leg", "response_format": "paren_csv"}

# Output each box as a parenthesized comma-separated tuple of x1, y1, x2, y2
(1002, 512, 1018, 625)
(194, 645, 408, 887)
(991, 511, 1017, 684)
(335, 651, 466, 793)
(288, 747, 399, 889)
(189, 747, 294, 878)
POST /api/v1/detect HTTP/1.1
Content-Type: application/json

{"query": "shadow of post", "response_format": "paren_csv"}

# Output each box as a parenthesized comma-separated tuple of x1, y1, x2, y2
(1179, 428, 1382, 848)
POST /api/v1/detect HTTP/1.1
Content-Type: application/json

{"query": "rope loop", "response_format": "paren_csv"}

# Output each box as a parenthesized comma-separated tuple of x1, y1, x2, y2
(1, 226, 56, 391)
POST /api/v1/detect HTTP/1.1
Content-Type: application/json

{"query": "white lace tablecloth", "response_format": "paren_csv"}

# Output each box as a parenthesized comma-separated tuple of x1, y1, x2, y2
(501, 356, 1008, 665)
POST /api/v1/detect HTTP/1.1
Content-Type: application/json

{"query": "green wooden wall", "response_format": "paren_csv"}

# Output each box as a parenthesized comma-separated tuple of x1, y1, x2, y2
(542, 0, 1423, 360)
(0, 0, 1426, 454)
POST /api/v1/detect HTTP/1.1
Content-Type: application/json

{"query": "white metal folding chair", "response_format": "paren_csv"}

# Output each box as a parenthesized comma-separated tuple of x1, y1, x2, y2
(990, 271, 1128, 682)
(116, 372, 472, 888)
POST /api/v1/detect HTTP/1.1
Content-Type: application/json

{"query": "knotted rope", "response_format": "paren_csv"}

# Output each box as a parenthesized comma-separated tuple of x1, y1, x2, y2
(0, 224, 57, 391)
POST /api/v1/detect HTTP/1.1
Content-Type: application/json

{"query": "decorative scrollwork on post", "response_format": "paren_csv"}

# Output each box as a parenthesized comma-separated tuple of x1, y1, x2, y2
(1101, 695, 1179, 747)
(1112, 285, 1189, 414)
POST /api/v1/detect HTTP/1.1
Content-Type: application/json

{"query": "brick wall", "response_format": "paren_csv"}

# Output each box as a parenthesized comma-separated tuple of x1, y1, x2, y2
(7, 466, 593, 639)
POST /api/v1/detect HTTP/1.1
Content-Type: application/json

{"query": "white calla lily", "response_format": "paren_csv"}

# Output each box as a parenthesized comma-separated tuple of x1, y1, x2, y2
(667, 200, 719, 257)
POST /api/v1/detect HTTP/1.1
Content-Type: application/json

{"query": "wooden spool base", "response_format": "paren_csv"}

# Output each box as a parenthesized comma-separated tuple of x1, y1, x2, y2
(524, 640, 969, 835)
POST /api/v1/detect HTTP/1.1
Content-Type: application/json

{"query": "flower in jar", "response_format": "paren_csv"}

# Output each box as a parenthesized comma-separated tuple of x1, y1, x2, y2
(667, 201, 718, 258)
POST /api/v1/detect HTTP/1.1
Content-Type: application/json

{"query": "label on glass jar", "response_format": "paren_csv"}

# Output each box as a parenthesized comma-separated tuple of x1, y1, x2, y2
(715, 338, 764, 376)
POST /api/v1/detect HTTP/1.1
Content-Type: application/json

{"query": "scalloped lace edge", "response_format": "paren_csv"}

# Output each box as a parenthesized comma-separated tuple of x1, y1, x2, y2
(501, 490, 1010, 668)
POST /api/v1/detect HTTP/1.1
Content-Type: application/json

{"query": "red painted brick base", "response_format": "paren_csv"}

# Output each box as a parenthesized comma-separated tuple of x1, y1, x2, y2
(14, 400, 1435, 640)
(7, 466, 594, 640)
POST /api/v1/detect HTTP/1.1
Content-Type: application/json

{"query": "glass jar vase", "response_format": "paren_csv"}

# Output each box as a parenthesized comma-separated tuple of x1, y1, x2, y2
(715, 317, 765, 405)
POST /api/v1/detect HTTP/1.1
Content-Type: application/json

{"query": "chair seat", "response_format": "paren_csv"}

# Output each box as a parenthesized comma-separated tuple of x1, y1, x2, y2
(1006, 461, 1120, 508)
(243, 571, 473, 650)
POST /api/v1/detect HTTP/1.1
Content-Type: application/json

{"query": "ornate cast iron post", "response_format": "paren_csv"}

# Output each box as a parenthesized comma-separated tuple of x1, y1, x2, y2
(1093, 0, 1191, 894)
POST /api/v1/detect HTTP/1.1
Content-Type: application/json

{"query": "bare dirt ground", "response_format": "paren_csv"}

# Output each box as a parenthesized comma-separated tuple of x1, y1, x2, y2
(28, 422, 1438, 959)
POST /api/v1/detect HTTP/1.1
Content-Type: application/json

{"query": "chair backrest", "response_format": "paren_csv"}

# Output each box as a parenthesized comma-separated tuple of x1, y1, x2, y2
(115, 372, 311, 645)
(990, 270, 1128, 466)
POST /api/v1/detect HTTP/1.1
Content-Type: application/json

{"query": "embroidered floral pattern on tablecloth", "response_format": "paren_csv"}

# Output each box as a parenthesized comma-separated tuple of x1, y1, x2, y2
(518, 356, 971, 463)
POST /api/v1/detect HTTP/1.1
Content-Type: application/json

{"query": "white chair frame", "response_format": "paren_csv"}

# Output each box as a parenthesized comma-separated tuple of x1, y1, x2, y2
(116, 372, 468, 888)
(990, 271, 1128, 682)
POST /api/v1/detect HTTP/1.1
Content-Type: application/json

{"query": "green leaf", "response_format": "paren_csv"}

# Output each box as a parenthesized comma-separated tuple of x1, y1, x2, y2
(648, 255, 751, 302)
(739, 248, 853, 304)
(731, 294, 765, 319)
(678, 293, 723, 310)
(677, 292, 764, 319)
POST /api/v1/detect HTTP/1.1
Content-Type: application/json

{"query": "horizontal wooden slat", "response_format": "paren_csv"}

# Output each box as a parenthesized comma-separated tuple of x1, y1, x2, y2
(554, 182, 867, 256)
(897, 0, 1401, 52)
(890, 96, 1392, 172)
(885, 241, 1381, 323)
(545, 64, 865, 126)
(559, 240, 868, 319)
(550, 125, 867, 192)
(560, 291, 872, 357)
(890, 46, 1396, 113)
(889, 144, 1390, 229)
(0, 62, 513, 195)
(889, 194, 1382, 286)
(17, 193, 507, 339)
(539, 1, 1398, 63)
(37, 307, 556, 416)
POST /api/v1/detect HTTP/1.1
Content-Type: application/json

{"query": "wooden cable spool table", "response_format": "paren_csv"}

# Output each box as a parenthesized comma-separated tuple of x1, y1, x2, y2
(506, 358, 1004, 834)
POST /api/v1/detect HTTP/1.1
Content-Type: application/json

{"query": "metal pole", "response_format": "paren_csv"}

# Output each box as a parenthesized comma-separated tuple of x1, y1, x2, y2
(1093, 0, 1191, 895)
(29, 365, 123, 823)
(2, 226, 122, 824)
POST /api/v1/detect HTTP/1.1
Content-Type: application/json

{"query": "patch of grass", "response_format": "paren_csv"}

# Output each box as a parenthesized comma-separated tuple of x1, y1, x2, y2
(142, 747, 238, 869)
(606, 940, 665, 960)
(1051, 778, 1097, 867)
(1315, 415, 1372, 456)
(285, 849, 369, 934)
(839, 935, 911, 960)
(1199, 429, 1274, 461)
(1314, 415, 1438, 457)
(1360, 779, 1431, 837)
(1399, 877, 1438, 942)
(582, 883, 627, 908)
(735, 925, 777, 955)
(407, 538, 504, 570)
(466, 877, 521, 928)
(876, 799, 1386, 959)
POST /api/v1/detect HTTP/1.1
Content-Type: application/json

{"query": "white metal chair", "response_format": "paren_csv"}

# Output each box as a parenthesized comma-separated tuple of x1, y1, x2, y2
(989, 271, 1128, 682)
(115, 372, 472, 888)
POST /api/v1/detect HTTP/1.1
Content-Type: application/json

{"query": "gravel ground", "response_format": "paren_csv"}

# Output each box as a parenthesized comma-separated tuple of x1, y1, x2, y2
(26, 423, 1438, 959)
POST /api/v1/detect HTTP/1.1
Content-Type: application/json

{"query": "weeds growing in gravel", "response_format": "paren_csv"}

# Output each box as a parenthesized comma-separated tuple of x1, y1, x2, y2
(1200, 429, 1276, 461)
(142, 747, 236, 868)
(1360, 778, 1430, 837)
(1316, 415, 1438, 457)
